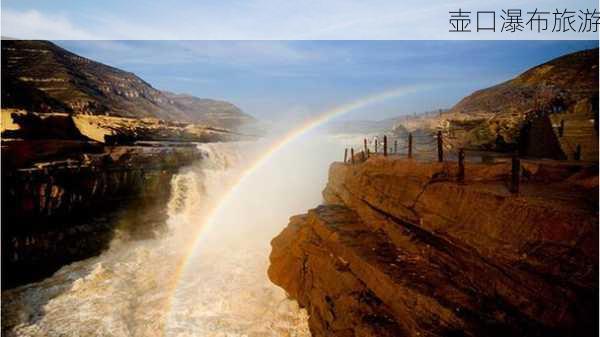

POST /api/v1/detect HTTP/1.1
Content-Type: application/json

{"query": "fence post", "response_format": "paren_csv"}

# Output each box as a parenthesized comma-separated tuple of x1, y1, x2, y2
(437, 131, 443, 162)
(408, 133, 413, 158)
(559, 119, 564, 137)
(351, 148, 355, 164)
(364, 138, 368, 158)
(458, 148, 465, 183)
(383, 135, 388, 157)
(344, 148, 348, 163)
(375, 139, 378, 153)
(574, 144, 581, 160)
(510, 153, 520, 194)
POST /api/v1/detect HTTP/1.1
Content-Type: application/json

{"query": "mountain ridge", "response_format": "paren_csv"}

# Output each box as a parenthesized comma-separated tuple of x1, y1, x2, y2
(1, 40, 255, 130)
(391, 48, 598, 158)
(450, 48, 598, 116)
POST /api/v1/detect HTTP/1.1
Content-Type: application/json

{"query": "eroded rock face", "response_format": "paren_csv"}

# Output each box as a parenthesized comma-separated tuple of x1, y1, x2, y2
(269, 157, 598, 337)
(1, 109, 246, 146)
(0, 99, 250, 289)
(1, 143, 203, 288)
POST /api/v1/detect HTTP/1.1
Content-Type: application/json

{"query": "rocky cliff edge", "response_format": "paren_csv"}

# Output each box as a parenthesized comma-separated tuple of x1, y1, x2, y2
(269, 156, 598, 337)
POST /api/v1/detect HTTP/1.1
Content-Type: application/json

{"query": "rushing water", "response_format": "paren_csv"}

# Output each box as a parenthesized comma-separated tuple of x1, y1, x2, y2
(2, 134, 346, 337)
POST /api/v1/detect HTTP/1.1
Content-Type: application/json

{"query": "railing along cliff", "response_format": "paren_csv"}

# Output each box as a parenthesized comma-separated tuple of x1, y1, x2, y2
(343, 131, 542, 195)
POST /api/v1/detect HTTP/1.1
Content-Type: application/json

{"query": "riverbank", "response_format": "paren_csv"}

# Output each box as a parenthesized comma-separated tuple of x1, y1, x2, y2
(1, 142, 206, 288)
(1, 109, 249, 288)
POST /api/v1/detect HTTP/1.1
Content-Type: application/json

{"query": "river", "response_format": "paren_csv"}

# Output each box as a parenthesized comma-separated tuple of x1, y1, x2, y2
(1, 132, 348, 337)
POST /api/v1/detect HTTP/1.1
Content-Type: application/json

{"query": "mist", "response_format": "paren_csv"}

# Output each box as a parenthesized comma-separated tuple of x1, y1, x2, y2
(167, 129, 348, 335)
(3, 128, 350, 337)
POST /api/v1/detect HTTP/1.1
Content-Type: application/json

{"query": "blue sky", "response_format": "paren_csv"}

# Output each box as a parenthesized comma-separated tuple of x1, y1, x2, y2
(2, 0, 599, 39)
(54, 40, 598, 121)
(2, 0, 597, 121)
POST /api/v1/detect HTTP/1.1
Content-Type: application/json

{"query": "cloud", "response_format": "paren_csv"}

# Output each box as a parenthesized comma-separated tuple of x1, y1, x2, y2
(1, 0, 598, 39)
(59, 40, 325, 69)
(1, 9, 93, 39)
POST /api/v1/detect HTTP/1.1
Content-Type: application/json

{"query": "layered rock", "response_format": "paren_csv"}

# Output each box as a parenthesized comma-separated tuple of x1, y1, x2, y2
(0, 40, 255, 289)
(1, 112, 240, 289)
(269, 156, 598, 337)
(1, 141, 204, 288)
(1, 108, 244, 167)
(0, 108, 243, 289)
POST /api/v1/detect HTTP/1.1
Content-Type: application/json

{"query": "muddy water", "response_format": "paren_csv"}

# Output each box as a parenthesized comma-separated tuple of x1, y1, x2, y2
(2, 135, 345, 337)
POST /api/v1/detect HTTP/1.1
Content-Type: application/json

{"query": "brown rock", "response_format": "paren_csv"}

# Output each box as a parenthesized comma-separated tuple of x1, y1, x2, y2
(269, 157, 598, 337)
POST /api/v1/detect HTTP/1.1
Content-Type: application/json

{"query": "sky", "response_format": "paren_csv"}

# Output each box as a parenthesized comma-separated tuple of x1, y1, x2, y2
(2, 0, 598, 121)
(53, 40, 598, 121)
(2, 0, 599, 39)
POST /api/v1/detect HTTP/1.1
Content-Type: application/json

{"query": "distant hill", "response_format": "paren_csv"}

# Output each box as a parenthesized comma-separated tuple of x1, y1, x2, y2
(1, 40, 255, 130)
(450, 48, 598, 117)
(392, 48, 598, 159)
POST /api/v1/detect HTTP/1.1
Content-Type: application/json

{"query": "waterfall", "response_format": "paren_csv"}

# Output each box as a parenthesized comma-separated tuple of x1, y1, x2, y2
(166, 143, 242, 232)
(1, 137, 345, 337)
(167, 142, 251, 234)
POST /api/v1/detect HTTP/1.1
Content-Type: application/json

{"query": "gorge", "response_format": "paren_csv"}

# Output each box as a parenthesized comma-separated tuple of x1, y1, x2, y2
(1, 40, 254, 289)
(1, 40, 598, 337)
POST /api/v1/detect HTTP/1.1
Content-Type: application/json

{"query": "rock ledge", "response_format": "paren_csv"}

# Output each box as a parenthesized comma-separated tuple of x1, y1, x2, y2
(269, 156, 598, 337)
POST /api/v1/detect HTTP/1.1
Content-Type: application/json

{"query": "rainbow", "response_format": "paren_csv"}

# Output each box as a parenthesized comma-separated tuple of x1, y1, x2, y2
(162, 84, 424, 333)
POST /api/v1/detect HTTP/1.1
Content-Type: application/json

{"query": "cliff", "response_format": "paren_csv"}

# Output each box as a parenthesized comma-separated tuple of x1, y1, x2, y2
(0, 40, 255, 288)
(268, 156, 598, 337)
(1, 106, 248, 290)
(1, 40, 255, 130)
(0, 138, 207, 288)
(1, 106, 245, 288)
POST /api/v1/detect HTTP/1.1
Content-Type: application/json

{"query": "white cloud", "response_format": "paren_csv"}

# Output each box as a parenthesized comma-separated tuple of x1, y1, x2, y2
(1, 0, 598, 40)
(1, 9, 93, 39)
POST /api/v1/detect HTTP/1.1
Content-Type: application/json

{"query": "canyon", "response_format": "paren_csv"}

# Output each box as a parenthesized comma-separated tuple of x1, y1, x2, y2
(1, 137, 201, 288)
(269, 155, 598, 337)
(1, 40, 598, 336)
(1, 104, 252, 288)
(1, 40, 255, 288)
